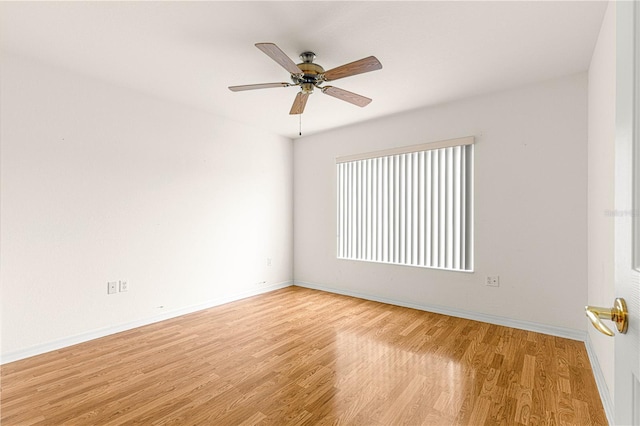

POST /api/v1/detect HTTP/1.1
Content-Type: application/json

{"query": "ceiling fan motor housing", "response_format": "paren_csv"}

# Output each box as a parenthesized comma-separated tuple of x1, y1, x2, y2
(292, 52, 325, 92)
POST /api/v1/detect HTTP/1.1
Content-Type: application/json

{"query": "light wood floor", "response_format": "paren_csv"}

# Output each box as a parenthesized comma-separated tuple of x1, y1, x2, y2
(1, 286, 606, 425)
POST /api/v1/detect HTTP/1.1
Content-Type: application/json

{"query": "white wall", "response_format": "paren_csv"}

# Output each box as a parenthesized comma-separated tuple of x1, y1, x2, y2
(0, 54, 293, 360)
(587, 0, 616, 406)
(294, 73, 588, 332)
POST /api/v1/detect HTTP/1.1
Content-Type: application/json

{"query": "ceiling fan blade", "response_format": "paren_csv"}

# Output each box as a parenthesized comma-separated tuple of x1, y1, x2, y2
(321, 86, 372, 107)
(323, 56, 382, 82)
(255, 43, 303, 76)
(228, 82, 291, 92)
(290, 92, 309, 115)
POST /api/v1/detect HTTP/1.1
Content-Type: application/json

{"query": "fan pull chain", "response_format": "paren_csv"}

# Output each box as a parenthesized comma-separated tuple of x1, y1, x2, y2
(299, 114, 302, 136)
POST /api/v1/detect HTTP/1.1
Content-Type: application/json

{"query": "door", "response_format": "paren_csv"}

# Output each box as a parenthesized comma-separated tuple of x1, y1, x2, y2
(615, 1, 640, 424)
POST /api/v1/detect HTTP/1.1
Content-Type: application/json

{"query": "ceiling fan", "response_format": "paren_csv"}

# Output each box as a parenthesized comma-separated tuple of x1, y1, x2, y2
(229, 43, 382, 115)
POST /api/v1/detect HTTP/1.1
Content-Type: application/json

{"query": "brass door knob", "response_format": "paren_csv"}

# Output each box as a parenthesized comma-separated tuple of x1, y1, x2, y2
(585, 298, 628, 336)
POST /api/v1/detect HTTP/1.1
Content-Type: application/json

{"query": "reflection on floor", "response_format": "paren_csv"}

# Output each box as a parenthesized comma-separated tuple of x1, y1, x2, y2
(1, 286, 606, 425)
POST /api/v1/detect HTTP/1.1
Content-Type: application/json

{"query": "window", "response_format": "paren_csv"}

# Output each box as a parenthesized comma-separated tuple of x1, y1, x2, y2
(336, 137, 473, 271)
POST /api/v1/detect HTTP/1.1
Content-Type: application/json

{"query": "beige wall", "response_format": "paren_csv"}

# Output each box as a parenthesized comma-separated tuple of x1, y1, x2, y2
(0, 54, 293, 360)
(587, 0, 616, 404)
(294, 73, 588, 332)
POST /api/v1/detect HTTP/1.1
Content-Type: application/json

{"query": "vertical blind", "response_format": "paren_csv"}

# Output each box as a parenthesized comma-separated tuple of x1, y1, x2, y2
(336, 137, 473, 271)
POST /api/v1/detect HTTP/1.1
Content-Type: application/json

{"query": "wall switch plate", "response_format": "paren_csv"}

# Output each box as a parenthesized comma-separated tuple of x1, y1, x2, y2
(486, 276, 500, 287)
(266, 258, 272, 267)
(119, 280, 128, 292)
(107, 281, 118, 294)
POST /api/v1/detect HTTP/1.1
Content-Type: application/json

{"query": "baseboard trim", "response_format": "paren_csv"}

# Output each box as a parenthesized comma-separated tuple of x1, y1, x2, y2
(585, 333, 615, 425)
(294, 280, 586, 341)
(0, 281, 293, 365)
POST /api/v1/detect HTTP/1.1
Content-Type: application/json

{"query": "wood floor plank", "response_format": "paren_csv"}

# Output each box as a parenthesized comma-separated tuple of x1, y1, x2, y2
(0, 287, 607, 425)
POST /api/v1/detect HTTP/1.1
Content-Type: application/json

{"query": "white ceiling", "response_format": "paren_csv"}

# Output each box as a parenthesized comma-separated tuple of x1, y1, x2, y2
(0, 1, 607, 139)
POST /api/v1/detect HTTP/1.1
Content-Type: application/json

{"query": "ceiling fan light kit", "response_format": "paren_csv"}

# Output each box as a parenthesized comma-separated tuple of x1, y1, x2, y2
(229, 42, 382, 115)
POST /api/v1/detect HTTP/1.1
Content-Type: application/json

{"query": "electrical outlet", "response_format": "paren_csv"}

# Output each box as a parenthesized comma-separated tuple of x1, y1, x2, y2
(107, 281, 118, 294)
(119, 280, 128, 292)
(486, 276, 500, 287)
